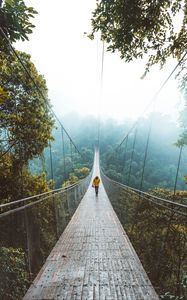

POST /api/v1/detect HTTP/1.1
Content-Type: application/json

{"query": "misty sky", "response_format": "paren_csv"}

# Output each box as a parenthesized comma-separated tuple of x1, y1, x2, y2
(16, 0, 184, 122)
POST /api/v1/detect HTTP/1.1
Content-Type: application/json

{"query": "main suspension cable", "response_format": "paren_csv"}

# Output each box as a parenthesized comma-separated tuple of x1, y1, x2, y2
(97, 40, 105, 148)
(0, 26, 82, 157)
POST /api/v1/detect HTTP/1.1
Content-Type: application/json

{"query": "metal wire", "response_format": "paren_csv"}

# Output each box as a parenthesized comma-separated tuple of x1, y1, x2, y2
(97, 41, 105, 148)
(121, 135, 128, 174)
(0, 26, 82, 157)
(116, 51, 187, 151)
(61, 127, 67, 179)
(0, 173, 92, 218)
(0, 141, 18, 160)
(139, 120, 152, 190)
(101, 170, 187, 216)
(173, 145, 183, 196)
(127, 128, 137, 186)
(49, 141, 54, 181)
(0, 181, 83, 209)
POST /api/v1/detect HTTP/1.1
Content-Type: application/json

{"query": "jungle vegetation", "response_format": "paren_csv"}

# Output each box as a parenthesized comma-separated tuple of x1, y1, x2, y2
(0, 0, 187, 299)
(0, 2, 93, 298)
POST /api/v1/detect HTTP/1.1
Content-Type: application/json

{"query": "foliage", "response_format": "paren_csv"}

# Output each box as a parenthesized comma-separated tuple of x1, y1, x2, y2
(0, 51, 54, 164)
(0, 2, 67, 298)
(74, 167, 90, 179)
(177, 111, 187, 146)
(0, 0, 37, 50)
(0, 247, 29, 300)
(30, 120, 94, 189)
(90, 0, 185, 73)
(0, 111, 94, 297)
(0, 48, 54, 205)
(0, 86, 9, 103)
(100, 113, 187, 192)
(34, 113, 187, 192)
(150, 187, 187, 203)
(0, 153, 50, 203)
(104, 181, 187, 298)
(90, 1, 187, 144)
(62, 167, 90, 187)
(0, 7, 56, 296)
(62, 174, 79, 187)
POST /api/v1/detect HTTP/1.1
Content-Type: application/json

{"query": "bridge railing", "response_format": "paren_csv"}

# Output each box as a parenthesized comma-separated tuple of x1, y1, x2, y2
(101, 170, 187, 299)
(0, 169, 92, 296)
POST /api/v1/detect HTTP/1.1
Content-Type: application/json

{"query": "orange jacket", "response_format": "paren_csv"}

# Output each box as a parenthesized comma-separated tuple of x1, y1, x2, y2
(93, 177, 100, 187)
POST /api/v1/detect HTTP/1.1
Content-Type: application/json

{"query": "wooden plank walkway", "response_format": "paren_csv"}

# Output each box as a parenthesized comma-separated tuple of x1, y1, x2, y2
(23, 152, 159, 300)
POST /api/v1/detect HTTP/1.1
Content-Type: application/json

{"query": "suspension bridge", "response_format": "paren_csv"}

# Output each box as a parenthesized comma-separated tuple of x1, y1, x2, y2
(0, 24, 187, 300)
(1, 148, 187, 299)
(24, 151, 159, 299)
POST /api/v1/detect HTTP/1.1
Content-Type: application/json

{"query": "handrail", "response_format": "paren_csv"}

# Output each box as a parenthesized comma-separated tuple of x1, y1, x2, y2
(101, 170, 187, 215)
(0, 169, 93, 218)
(0, 176, 88, 208)
(0, 193, 56, 219)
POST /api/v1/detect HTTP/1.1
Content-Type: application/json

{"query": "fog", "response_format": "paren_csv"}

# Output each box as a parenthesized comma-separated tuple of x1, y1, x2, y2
(15, 0, 184, 124)
(43, 111, 186, 191)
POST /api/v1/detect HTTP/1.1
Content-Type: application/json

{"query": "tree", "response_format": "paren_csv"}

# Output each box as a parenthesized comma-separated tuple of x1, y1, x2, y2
(99, 113, 187, 191)
(90, 0, 185, 73)
(0, 247, 29, 300)
(0, 50, 54, 201)
(0, 51, 54, 163)
(0, 0, 37, 50)
(90, 1, 187, 144)
(0, 2, 56, 297)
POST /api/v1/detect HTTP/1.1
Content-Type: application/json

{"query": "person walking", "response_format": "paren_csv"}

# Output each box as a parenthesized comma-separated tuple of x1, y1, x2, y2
(92, 176, 100, 196)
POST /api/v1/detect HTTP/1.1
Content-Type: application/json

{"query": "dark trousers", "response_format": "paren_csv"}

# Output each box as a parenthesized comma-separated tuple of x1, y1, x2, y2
(95, 186, 99, 195)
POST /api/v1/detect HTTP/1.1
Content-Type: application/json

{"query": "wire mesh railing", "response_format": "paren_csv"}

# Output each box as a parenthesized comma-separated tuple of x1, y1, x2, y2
(101, 170, 187, 299)
(0, 169, 92, 299)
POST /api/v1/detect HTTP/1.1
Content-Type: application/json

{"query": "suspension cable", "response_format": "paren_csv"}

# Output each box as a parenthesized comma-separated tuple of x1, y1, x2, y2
(0, 26, 82, 157)
(127, 127, 138, 186)
(97, 40, 105, 148)
(173, 145, 183, 196)
(116, 50, 187, 151)
(0, 141, 18, 160)
(61, 127, 67, 179)
(139, 119, 153, 190)
(49, 141, 54, 181)
(40, 153, 46, 174)
(0, 176, 87, 209)
(70, 140, 73, 170)
(101, 171, 187, 216)
(121, 135, 129, 174)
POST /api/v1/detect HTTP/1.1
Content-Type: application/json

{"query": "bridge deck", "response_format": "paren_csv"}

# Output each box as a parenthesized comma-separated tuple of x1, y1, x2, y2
(24, 155, 158, 300)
